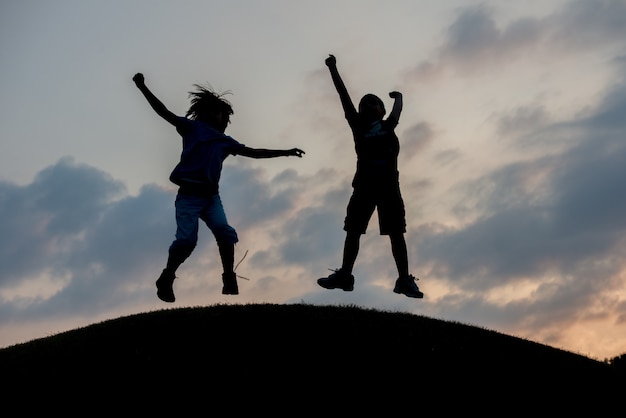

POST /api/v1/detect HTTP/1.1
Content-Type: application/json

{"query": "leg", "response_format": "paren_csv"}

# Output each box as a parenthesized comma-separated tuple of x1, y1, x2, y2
(389, 233, 409, 278)
(341, 231, 361, 275)
(318, 231, 360, 291)
(217, 240, 238, 295)
(379, 186, 422, 298)
(340, 188, 375, 275)
(165, 240, 196, 274)
(167, 193, 202, 273)
(318, 187, 372, 292)
(202, 195, 239, 271)
(217, 240, 235, 275)
(202, 195, 239, 294)
(156, 193, 201, 303)
(377, 183, 412, 278)
(389, 233, 423, 298)
(157, 240, 196, 303)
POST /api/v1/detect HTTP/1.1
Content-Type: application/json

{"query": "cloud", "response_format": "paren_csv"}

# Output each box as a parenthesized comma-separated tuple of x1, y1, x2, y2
(2, 0, 626, 360)
(419, 121, 626, 287)
(219, 162, 299, 231)
(0, 157, 125, 288)
(401, 121, 436, 162)
(409, 60, 626, 351)
(0, 155, 329, 324)
(0, 158, 175, 320)
(408, 0, 626, 80)
(276, 185, 350, 267)
(433, 148, 463, 167)
(549, 0, 626, 50)
(220, 163, 351, 272)
(578, 73, 626, 131)
(493, 105, 551, 139)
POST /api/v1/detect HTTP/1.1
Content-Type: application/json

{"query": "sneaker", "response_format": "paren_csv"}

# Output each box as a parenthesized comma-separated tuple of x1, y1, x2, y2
(222, 272, 239, 295)
(317, 269, 354, 291)
(393, 275, 424, 298)
(156, 269, 176, 303)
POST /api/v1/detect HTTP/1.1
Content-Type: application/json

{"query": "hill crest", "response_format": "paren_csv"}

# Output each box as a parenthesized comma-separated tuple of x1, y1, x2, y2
(1, 303, 620, 413)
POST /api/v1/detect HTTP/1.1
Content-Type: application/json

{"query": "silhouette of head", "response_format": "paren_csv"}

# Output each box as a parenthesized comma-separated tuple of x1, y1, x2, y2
(358, 94, 386, 121)
(186, 84, 234, 132)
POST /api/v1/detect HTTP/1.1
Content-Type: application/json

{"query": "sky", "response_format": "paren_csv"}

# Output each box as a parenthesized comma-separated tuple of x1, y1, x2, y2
(1, 0, 626, 361)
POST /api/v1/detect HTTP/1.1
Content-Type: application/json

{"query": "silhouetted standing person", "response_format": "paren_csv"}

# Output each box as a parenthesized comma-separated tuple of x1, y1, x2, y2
(317, 54, 423, 298)
(133, 73, 304, 302)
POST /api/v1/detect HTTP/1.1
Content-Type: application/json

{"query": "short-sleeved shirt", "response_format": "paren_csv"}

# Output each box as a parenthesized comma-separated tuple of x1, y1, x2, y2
(345, 114, 400, 189)
(169, 116, 245, 194)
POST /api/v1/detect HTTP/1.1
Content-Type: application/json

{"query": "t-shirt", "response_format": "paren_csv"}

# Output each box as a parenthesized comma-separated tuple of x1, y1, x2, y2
(169, 116, 245, 193)
(346, 114, 400, 188)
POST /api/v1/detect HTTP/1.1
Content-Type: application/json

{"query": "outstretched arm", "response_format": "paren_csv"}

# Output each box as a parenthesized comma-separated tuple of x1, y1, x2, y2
(388, 91, 403, 124)
(325, 54, 356, 117)
(133, 73, 179, 126)
(236, 147, 305, 159)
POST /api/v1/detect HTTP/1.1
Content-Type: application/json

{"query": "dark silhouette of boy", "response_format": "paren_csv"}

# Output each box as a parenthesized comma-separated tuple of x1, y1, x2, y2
(317, 55, 423, 298)
(133, 73, 304, 302)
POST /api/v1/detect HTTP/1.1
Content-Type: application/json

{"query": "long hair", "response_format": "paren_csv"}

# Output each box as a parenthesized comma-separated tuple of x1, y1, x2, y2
(185, 84, 234, 121)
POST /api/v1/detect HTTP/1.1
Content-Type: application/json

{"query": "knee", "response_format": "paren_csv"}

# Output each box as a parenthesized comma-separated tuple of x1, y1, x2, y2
(213, 226, 239, 246)
(169, 240, 196, 258)
(346, 231, 362, 242)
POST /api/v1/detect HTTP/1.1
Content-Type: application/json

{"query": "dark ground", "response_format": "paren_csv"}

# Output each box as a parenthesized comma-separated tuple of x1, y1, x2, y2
(1, 303, 621, 414)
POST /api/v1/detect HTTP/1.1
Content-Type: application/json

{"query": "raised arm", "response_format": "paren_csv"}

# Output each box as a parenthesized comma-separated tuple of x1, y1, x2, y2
(388, 91, 403, 124)
(235, 147, 305, 159)
(325, 54, 357, 117)
(133, 73, 179, 126)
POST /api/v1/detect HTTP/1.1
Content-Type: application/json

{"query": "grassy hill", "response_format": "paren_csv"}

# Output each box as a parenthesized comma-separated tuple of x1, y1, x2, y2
(1, 303, 621, 414)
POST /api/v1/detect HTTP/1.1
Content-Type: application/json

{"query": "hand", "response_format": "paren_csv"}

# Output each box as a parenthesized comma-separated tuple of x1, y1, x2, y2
(389, 91, 402, 99)
(133, 73, 145, 87)
(290, 148, 305, 158)
(325, 54, 336, 68)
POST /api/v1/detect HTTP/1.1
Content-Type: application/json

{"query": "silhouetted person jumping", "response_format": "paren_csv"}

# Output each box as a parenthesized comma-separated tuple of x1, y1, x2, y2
(133, 73, 304, 302)
(317, 54, 423, 298)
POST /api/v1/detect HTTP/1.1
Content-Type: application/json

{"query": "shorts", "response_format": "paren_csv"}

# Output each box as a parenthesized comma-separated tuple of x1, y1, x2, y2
(344, 182, 406, 235)
(173, 191, 239, 246)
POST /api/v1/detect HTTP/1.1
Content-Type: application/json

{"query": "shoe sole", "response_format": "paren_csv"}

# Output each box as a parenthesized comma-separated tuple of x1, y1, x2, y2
(317, 279, 353, 291)
(156, 289, 175, 303)
(393, 288, 423, 299)
(324, 286, 353, 291)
